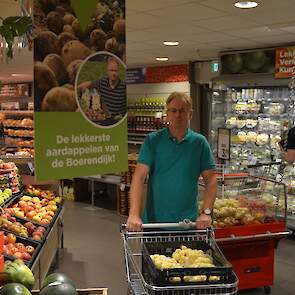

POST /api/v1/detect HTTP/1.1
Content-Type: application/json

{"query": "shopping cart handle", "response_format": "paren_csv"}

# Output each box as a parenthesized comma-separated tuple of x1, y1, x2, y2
(121, 219, 196, 230)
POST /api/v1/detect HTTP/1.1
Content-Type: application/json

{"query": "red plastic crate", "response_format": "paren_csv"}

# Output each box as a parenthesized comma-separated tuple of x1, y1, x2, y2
(218, 239, 275, 290)
(215, 221, 286, 240)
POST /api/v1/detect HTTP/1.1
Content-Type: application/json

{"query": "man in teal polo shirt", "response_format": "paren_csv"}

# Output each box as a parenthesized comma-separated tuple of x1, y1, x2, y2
(127, 92, 217, 231)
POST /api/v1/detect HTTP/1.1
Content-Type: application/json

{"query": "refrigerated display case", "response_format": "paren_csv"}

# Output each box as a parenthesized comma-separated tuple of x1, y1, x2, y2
(208, 76, 295, 170)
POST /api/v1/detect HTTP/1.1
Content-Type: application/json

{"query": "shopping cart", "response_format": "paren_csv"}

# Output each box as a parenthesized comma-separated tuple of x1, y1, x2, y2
(121, 222, 238, 295)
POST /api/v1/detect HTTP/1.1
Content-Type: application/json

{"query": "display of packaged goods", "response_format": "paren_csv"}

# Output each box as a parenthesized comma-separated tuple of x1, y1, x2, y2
(210, 85, 293, 165)
(3, 118, 34, 128)
(0, 83, 29, 97)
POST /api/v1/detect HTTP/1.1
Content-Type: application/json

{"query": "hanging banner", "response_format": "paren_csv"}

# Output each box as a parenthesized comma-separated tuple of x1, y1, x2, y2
(34, 0, 127, 180)
(275, 46, 295, 78)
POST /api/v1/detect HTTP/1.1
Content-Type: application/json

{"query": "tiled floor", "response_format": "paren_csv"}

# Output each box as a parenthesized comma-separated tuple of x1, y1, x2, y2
(54, 200, 295, 295)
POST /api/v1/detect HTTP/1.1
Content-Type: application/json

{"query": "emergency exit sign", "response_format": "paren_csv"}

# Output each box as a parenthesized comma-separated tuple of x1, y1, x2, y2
(211, 61, 219, 72)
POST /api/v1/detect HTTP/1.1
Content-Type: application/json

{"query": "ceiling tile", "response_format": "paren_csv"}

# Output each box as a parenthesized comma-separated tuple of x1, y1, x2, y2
(149, 2, 227, 21)
(194, 15, 260, 31)
(127, 0, 199, 12)
(227, 27, 287, 38)
(249, 33, 295, 45)
(191, 32, 237, 43)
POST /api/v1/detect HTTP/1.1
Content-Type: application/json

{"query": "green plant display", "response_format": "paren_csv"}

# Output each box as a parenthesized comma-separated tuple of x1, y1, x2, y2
(0, 15, 31, 59)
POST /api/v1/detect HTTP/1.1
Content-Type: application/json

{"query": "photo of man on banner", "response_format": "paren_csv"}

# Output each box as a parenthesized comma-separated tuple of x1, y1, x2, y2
(77, 52, 126, 127)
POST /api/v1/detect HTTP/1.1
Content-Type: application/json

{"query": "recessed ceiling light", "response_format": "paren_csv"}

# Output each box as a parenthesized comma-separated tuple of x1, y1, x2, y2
(163, 41, 179, 46)
(11, 74, 23, 77)
(234, 1, 258, 9)
(156, 57, 169, 61)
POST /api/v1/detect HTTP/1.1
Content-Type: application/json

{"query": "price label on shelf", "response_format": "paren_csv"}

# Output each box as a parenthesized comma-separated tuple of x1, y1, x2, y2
(28, 162, 34, 173)
(155, 112, 162, 118)
(217, 128, 231, 161)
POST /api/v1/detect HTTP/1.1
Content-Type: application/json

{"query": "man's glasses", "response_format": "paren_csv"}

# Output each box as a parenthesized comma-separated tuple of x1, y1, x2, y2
(167, 108, 190, 115)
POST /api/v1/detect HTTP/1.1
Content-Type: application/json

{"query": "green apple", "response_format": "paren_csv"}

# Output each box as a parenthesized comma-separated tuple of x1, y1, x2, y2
(4, 188, 12, 196)
(0, 196, 4, 204)
(2, 192, 10, 200)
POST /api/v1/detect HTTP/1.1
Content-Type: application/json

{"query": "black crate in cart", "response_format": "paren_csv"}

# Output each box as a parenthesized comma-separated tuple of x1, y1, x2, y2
(142, 238, 233, 286)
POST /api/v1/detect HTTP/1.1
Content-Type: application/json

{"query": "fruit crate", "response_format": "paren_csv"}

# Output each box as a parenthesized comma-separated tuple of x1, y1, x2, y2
(31, 288, 108, 294)
(3, 233, 41, 268)
(142, 239, 233, 287)
(0, 216, 48, 244)
(3, 195, 63, 229)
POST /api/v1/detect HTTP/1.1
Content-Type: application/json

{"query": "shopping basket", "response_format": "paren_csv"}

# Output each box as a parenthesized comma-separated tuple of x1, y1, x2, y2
(121, 222, 238, 295)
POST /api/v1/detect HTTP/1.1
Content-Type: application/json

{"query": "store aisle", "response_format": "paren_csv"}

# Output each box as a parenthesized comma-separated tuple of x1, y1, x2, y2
(55, 201, 295, 295)
(54, 201, 127, 294)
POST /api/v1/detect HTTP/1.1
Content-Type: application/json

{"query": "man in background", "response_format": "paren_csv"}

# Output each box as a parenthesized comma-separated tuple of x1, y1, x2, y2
(127, 92, 217, 231)
(283, 127, 295, 164)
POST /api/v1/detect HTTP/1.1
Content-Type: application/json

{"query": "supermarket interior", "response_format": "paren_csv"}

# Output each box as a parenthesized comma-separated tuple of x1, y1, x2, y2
(0, 0, 295, 295)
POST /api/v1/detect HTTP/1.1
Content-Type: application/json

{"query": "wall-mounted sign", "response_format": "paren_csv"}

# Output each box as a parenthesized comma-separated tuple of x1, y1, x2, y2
(211, 61, 219, 73)
(275, 46, 295, 78)
(217, 128, 231, 161)
(126, 68, 146, 84)
(127, 64, 188, 84)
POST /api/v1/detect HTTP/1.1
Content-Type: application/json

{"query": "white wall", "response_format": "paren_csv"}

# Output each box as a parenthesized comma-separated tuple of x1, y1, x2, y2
(194, 61, 220, 84)
(127, 81, 190, 102)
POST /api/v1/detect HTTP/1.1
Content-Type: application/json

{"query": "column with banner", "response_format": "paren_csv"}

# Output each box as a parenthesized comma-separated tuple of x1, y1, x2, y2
(33, 0, 127, 180)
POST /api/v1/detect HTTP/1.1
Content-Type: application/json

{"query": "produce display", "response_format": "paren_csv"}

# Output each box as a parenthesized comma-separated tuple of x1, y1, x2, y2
(3, 232, 37, 262)
(208, 197, 277, 228)
(0, 162, 21, 194)
(5, 193, 61, 226)
(1, 209, 47, 241)
(0, 270, 77, 294)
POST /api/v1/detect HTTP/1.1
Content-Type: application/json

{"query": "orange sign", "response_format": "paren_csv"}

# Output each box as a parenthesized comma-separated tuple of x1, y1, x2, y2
(275, 46, 295, 78)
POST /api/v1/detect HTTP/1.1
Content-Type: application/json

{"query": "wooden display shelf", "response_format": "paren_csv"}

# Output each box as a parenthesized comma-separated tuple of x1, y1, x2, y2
(31, 207, 64, 289)
(0, 110, 34, 116)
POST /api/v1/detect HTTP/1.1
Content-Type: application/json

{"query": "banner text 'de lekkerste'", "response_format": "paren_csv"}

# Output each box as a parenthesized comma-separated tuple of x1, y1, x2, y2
(46, 134, 119, 168)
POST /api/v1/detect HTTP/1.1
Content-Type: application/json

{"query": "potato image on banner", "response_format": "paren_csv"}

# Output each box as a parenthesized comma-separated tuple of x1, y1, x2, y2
(34, 62, 58, 110)
(43, 53, 69, 85)
(41, 87, 77, 112)
(34, 31, 59, 61)
(61, 40, 91, 66)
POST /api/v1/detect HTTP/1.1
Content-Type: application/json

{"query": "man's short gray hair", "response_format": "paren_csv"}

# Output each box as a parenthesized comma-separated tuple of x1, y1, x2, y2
(166, 92, 192, 110)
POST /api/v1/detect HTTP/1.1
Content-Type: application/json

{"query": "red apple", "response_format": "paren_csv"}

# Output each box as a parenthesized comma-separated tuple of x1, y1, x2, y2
(40, 219, 50, 225)
(36, 226, 46, 234)
(22, 252, 32, 261)
(32, 233, 42, 241)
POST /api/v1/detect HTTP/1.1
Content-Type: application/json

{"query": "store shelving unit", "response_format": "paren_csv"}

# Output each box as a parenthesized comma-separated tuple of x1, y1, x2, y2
(0, 82, 34, 157)
(210, 83, 294, 169)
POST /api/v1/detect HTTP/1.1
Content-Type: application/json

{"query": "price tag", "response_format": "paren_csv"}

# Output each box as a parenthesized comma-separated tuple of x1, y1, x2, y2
(120, 183, 126, 191)
(155, 112, 162, 118)
(217, 128, 231, 160)
(28, 162, 34, 173)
